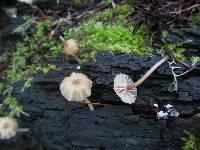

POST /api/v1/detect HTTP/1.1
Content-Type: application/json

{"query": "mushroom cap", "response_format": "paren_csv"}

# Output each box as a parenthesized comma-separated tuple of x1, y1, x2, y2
(60, 72, 92, 102)
(63, 39, 79, 56)
(114, 73, 137, 104)
(0, 117, 18, 139)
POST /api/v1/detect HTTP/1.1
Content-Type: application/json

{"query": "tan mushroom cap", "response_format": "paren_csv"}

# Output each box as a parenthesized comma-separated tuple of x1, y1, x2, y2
(114, 73, 137, 104)
(60, 72, 92, 102)
(0, 117, 18, 139)
(63, 39, 79, 56)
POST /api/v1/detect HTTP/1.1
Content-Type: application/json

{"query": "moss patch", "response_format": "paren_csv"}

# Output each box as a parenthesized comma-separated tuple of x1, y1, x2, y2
(65, 20, 151, 61)
(64, 3, 151, 61)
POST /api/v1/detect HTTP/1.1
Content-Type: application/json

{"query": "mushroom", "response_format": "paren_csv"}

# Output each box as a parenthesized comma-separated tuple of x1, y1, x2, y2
(114, 55, 170, 104)
(0, 117, 29, 139)
(60, 72, 94, 111)
(114, 73, 137, 104)
(60, 37, 82, 64)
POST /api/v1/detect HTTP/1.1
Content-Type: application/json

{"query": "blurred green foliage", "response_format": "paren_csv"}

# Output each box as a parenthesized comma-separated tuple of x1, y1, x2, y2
(0, 19, 61, 117)
(156, 30, 199, 62)
(183, 131, 200, 150)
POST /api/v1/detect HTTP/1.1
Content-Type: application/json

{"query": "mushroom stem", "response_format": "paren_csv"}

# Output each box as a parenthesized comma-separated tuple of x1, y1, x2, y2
(73, 55, 83, 64)
(84, 99, 95, 111)
(17, 128, 29, 133)
(127, 55, 170, 90)
(60, 36, 65, 42)
(81, 101, 108, 106)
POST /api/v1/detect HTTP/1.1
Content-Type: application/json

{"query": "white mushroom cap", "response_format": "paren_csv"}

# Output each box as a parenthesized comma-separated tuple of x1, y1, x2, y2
(60, 72, 92, 102)
(114, 74, 137, 104)
(63, 39, 79, 56)
(0, 117, 18, 139)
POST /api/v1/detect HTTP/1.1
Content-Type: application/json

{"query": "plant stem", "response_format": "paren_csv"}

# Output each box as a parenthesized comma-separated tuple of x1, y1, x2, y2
(81, 101, 108, 106)
(127, 55, 170, 90)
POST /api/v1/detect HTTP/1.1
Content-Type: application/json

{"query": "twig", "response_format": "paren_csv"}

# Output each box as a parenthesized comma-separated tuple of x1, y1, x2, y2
(49, 18, 71, 40)
(134, 5, 165, 21)
(170, 4, 200, 14)
(31, 5, 47, 18)
(49, 21, 62, 40)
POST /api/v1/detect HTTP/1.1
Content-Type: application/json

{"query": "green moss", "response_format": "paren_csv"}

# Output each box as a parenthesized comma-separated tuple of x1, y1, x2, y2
(5, 19, 62, 83)
(183, 131, 200, 150)
(0, 18, 62, 117)
(65, 20, 151, 61)
(156, 30, 198, 62)
(3, 96, 24, 117)
(190, 12, 200, 27)
(0, 82, 5, 94)
(93, 3, 133, 25)
(64, 3, 151, 61)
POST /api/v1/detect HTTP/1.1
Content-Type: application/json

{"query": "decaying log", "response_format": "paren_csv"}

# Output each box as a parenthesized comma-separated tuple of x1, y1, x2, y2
(1, 52, 199, 150)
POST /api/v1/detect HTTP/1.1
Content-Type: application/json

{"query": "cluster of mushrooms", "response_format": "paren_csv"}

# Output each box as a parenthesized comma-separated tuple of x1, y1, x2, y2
(60, 39, 172, 111)
(0, 39, 175, 139)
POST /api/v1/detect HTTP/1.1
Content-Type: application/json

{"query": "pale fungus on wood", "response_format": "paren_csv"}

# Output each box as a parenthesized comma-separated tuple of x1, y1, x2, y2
(60, 36, 82, 64)
(0, 117, 29, 139)
(60, 72, 94, 111)
(114, 55, 170, 104)
(114, 73, 137, 104)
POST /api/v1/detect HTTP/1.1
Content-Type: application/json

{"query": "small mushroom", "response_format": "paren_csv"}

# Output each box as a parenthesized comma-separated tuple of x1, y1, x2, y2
(114, 55, 170, 104)
(0, 117, 29, 139)
(60, 72, 94, 111)
(114, 73, 137, 104)
(62, 38, 82, 64)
